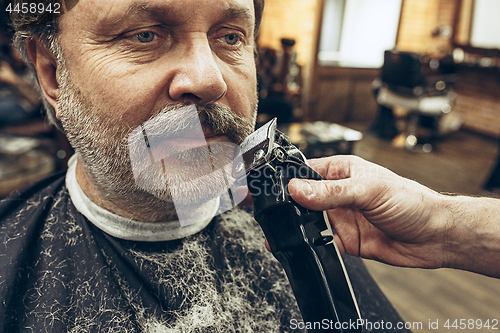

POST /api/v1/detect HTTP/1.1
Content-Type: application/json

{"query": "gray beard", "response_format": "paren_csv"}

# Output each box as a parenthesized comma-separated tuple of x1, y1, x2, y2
(57, 65, 256, 222)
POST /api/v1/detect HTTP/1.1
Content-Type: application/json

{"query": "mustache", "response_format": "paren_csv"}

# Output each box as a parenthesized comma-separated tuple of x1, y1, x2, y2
(135, 103, 255, 145)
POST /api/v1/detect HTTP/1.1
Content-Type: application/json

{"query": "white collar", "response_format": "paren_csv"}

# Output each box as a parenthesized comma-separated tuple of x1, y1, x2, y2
(65, 154, 217, 242)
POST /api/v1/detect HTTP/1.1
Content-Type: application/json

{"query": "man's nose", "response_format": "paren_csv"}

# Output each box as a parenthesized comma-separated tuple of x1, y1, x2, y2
(168, 41, 227, 105)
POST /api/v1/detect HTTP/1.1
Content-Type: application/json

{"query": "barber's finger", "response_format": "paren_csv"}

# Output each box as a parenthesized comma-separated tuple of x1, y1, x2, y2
(309, 155, 360, 181)
(265, 239, 271, 252)
(234, 186, 253, 206)
(288, 178, 359, 211)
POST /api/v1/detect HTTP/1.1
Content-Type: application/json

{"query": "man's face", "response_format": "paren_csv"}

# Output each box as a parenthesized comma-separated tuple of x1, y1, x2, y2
(55, 0, 258, 221)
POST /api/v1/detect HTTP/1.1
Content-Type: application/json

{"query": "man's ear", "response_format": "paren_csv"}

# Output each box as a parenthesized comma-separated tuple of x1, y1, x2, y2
(26, 39, 60, 119)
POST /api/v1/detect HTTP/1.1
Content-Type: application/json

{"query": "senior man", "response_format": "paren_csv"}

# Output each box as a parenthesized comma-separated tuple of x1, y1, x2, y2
(0, 0, 410, 332)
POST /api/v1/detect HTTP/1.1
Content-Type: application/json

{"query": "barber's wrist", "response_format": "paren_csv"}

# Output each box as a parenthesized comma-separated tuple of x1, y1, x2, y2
(441, 195, 500, 278)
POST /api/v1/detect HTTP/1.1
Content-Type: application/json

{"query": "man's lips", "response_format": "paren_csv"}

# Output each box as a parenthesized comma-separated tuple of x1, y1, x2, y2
(166, 134, 229, 148)
(147, 134, 231, 161)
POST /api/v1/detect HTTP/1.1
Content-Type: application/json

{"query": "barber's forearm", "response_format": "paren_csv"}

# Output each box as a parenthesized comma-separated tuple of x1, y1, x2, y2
(442, 195, 500, 278)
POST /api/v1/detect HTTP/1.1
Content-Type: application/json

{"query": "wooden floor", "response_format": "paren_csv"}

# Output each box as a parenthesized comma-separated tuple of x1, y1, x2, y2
(344, 124, 500, 332)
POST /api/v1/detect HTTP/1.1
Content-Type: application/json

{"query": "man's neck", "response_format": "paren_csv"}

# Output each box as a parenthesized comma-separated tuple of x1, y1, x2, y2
(75, 157, 179, 222)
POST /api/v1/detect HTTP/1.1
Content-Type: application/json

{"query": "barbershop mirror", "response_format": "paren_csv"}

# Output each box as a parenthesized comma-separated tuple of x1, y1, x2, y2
(454, 0, 500, 51)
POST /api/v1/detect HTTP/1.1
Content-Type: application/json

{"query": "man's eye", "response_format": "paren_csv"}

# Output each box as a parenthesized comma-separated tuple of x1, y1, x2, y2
(223, 34, 240, 46)
(136, 31, 156, 43)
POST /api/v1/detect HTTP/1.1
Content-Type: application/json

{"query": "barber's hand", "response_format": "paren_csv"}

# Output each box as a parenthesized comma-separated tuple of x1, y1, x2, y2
(288, 155, 450, 269)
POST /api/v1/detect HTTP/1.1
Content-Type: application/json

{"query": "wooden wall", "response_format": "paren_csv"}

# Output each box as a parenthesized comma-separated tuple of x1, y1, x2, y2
(310, 67, 379, 123)
(397, 0, 457, 56)
(453, 69, 500, 138)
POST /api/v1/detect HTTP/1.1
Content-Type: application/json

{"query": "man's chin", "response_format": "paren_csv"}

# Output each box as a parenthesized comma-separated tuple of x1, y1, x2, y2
(136, 166, 230, 206)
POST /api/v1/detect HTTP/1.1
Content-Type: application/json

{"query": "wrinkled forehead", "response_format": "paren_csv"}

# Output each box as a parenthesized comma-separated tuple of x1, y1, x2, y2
(5, 0, 257, 31)
(65, 0, 254, 30)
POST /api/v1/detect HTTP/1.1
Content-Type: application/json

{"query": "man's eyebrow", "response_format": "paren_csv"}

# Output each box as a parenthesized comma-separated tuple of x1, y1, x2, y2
(126, 3, 174, 22)
(126, 3, 254, 25)
(220, 7, 254, 23)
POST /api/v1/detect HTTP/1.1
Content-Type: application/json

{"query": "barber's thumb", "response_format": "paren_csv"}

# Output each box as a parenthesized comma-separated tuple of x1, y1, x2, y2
(289, 178, 354, 211)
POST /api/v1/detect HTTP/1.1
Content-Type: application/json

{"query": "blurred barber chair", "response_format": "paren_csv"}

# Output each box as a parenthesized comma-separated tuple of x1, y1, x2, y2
(371, 50, 458, 152)
(0, 118, 73, 197)
(257, 38, 302, 127)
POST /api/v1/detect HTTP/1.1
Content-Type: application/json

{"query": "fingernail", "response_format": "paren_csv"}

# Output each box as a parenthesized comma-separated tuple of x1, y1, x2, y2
(232, 186, 249, 205)
(294, 179, 313, 197)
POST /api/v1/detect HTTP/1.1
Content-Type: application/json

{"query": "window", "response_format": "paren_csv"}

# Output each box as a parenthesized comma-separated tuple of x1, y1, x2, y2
(318, 0, 402, 68)
(470, 0, 500, 49)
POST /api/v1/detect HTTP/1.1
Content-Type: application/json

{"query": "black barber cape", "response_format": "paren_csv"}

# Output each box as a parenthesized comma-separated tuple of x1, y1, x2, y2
(0, 173, 410, 332)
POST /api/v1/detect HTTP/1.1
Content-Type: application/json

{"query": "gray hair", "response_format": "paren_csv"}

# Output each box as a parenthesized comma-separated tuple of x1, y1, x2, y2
(9, 0, 65, 129)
